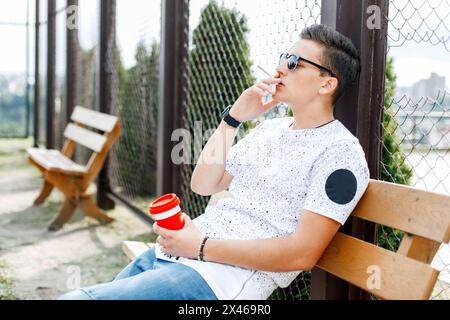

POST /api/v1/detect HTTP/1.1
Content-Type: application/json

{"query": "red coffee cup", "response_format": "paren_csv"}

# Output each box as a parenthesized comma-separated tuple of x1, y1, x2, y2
(149, 193, 185, 230)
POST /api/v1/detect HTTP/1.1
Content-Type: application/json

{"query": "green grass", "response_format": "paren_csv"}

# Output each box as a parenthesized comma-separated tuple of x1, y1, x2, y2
(0, 137, 33, 155)
(0, 139, 31, 300)
(0, 138, 34, 172)
(0, 260, 17, 300)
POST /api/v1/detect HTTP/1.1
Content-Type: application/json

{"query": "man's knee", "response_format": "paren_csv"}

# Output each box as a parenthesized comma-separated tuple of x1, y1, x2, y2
(57, 289, 93, 300)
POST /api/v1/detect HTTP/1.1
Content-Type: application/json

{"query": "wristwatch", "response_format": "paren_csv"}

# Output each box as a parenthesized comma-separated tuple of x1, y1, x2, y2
(221, 105, 242, 129)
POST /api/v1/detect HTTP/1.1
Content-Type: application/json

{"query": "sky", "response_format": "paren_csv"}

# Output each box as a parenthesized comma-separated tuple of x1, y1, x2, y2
(0, 0, 30, 77)
(0, 0, 449, 89)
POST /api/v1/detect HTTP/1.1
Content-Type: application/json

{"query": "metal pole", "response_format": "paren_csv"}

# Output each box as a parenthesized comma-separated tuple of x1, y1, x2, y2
(25, 0, 31, 138)
(347, 0, 389, 300)
(157, 0, 190, 197)
(66, 0, 79, 125)
(311, 0, 389, 300)
(46, 0, 56, 149)
(33, 0, 40, 147)
(97, 0, 116, 210)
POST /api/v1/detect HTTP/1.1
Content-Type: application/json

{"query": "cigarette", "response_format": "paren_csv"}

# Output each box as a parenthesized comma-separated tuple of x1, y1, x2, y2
(257, 65, 273, 78)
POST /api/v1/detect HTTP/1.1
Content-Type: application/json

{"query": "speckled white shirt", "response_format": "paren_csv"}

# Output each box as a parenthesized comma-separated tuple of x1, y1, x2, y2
(155, 116, 370, 300)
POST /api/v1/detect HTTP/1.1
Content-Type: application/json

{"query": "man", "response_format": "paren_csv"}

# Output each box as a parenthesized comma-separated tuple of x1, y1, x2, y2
(58, 24, 369, 300)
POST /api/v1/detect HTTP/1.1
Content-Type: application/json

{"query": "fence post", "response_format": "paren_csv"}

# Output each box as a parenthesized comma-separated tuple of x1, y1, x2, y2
(33, 0, 40, 147)
(25, 0, 31, 138)
(46, 0, 56, 149)
(97, 0, 116, 210)
(157, 0, 190, 197)
(311, 0, 389, 300)
(66, 0, 79, 125)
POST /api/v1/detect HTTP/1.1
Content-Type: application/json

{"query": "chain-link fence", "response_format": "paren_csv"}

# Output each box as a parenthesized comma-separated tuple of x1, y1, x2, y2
(108, 0, 161, 213)
(380, 0, 450, 299)
(179, 0, 321, 300)
(102, 0, 320, 300)
(104, 0, 450, 300)
(72, 0, 99, 164)
(76, 0, 98, 111)
(24, 0, 450, 300)
(0, 0, 32, 138)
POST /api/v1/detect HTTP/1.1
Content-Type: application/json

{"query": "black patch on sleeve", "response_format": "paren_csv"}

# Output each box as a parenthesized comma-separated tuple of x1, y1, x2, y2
(325, 169, 357, 205)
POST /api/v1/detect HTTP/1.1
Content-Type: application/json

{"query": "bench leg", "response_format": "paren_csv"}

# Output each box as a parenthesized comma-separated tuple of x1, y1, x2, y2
(47, 196, 114, 231)
(77, 197, 115, 225)
(34, 180, 54, 205)
(48, 199, 77, 231)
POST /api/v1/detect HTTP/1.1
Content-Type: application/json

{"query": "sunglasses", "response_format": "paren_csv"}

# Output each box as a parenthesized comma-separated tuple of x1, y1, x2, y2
(279, 52, 335, 77)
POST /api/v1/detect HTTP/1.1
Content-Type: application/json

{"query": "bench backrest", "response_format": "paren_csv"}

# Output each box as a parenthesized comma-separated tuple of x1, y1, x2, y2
(62, 106, 121, 189)
(316, 179, 450, 300)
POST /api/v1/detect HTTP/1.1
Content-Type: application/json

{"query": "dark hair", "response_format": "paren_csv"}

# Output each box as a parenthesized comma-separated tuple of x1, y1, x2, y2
(300, 24, 361, 104)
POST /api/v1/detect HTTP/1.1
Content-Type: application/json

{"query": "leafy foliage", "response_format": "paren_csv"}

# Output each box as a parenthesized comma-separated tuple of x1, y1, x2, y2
(115, 41, 160, 196)
(378, 56, 413, 251)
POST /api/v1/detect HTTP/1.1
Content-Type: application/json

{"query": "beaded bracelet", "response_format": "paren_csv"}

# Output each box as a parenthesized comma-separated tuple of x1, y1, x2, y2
(198, 236, 209, 262)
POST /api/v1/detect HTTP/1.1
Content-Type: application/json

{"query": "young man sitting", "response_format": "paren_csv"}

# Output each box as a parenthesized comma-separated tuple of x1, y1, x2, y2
(58, 23, 369, 300)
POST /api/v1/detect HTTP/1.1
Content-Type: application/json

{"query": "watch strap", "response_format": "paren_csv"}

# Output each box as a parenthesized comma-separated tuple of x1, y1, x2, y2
(222, 105, 242, 128)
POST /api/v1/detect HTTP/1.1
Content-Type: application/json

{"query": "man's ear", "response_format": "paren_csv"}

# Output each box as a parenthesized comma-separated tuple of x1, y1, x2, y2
(319, 77, 338, 96)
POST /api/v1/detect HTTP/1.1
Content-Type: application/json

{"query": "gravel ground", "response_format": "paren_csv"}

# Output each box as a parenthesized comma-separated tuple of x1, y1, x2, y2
(0, 138, 156, 300)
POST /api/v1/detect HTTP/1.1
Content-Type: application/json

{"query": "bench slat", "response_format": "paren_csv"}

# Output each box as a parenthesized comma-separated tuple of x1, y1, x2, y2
(352, 180, 450, 243)
(27, 148, 86, 176)
(64, 123, 107, 153)
(316, 232, 439, 300)
(121, 241, 153, 261)
(71, 106, 118, 132)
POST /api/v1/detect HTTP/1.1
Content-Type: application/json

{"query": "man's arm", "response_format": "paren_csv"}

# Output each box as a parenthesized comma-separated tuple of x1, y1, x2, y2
(190, 76, 281, 196)
(203, 209, 341, 272)
(190, 120, 238, 196)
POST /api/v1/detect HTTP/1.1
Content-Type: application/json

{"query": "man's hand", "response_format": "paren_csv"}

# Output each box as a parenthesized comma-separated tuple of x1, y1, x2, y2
(153, 213, 204, 260)
(229, 76, 282, 123)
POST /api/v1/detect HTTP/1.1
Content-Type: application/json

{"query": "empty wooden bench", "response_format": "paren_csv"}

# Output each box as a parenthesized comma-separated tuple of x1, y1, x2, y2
(27, 106, 121, 231)
(122, 179, 450, 300)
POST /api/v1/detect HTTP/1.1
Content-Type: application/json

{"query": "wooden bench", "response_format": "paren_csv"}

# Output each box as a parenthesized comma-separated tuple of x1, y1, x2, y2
(27, 106, 121, 231)
(121, 179, 450, 300)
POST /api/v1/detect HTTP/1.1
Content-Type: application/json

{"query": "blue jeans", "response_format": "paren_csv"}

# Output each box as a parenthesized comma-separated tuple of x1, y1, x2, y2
(57, 246, 218, 300)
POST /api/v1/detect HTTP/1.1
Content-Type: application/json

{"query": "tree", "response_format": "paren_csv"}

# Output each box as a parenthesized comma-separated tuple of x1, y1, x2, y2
(115, 41, 159, 199)
(188, 1, 255, 132)
(74, 46, 98, 164)
(0, 75, 27, 137)
(183, 0, 256, 217)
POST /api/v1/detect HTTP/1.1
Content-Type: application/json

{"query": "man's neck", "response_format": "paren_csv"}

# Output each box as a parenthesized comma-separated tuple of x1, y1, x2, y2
(290, 108, 335, 130)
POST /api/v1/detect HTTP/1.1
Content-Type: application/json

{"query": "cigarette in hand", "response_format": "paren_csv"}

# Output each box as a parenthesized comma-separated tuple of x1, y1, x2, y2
(257, 65, 278, 102)
(257, 65, 273, 78)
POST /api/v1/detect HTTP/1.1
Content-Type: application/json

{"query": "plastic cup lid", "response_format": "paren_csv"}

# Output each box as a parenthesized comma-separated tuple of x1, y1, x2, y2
(149, 193, 180, 215)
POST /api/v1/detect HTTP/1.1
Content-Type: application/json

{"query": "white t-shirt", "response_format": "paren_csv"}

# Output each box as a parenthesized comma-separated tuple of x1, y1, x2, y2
(154, 116, 370, 300)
